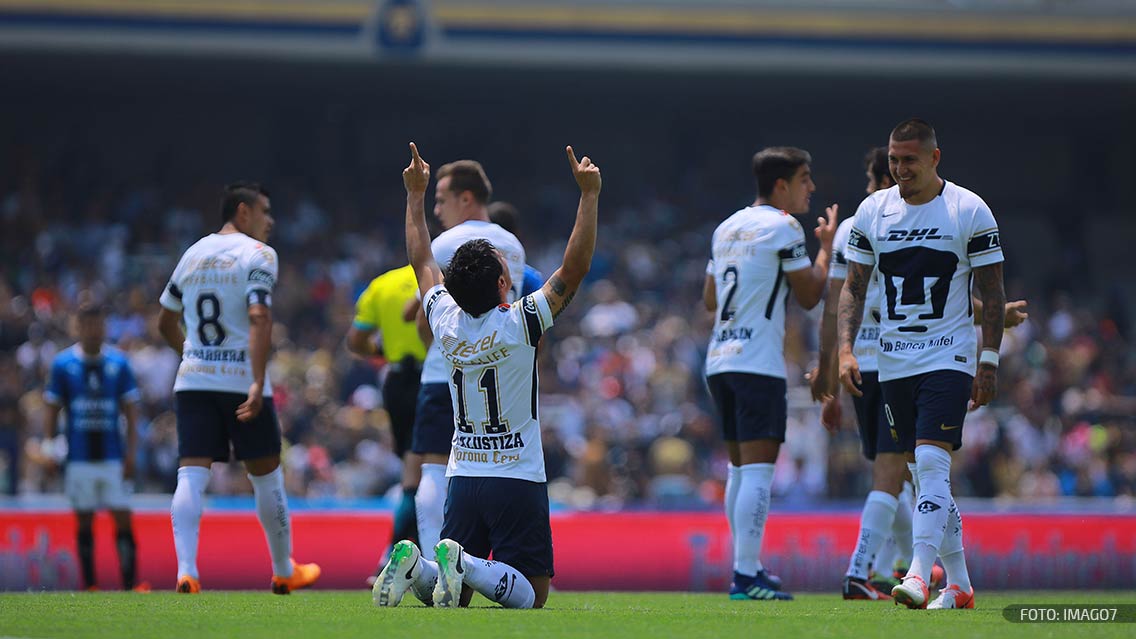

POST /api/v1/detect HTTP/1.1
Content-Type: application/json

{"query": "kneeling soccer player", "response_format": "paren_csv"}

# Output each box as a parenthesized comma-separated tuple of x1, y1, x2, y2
(373, 142, 600, 608)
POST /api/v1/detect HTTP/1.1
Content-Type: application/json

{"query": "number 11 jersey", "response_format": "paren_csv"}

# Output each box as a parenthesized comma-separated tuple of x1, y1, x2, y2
(159, 232, 278, 396)
(845, 182, 1003, 382)
(424, 284, 554, 483)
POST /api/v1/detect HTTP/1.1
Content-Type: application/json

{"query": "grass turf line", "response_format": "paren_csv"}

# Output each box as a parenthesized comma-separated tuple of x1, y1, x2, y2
(2, 591, 1134, 639)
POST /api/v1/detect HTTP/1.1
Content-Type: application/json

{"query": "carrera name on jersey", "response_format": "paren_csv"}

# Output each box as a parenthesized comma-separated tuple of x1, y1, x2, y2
(705, 205, 812, 379)
(832, 217, 882, 372)
(425, 286, 552, 483)
(159, 233, 278, 395)
(845, 182, 1004, 381)
(419, 221, 526, 385)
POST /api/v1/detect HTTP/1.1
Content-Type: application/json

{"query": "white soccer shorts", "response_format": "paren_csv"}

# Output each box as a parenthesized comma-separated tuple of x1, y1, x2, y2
(64, 461, 132, 511)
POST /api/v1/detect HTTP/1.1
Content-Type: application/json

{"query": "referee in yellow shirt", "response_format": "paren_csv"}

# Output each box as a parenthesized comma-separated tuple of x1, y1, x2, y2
(346, 264, 427, 582)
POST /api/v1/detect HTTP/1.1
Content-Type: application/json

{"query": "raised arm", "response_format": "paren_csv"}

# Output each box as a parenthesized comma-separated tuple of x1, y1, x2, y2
(970, 262, 1006, 410)
(837, 260, 871, 397)
(542, 146, 601, 319)
(785, 204, 838, 310)
(403, 142, 443, 298)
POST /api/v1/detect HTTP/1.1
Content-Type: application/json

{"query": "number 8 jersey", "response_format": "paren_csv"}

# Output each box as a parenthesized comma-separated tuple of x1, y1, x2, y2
(845, 182, 1003, 382)
(424, 284, 554, 483)
(159, 232, 278, 396)
(705, 205, 813, 379)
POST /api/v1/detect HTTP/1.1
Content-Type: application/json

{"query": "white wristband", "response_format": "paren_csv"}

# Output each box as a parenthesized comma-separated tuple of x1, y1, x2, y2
(979, 349, 999, 368)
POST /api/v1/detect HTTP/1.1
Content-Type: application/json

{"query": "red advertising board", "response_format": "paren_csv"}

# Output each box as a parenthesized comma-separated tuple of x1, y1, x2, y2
(2, 510, 1133, 591)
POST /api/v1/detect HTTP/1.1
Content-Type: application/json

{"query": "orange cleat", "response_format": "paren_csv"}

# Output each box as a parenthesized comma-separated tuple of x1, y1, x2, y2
(176, 575, 201, 594)
(892, 574, 929, 609)
(85, 585, 100, 592)
(928, 584, 975, 609)
(930, 563, 947, 590)
(271, 559, 321, 595)
(132, 581, 152, 593)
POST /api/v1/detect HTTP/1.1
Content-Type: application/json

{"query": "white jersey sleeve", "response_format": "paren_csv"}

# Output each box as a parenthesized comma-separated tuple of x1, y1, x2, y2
(159, 253, 190, 313)
(777, 220, 812, 274)
(245, 244, 278, 307)
(829, 217, 854, 280)
(845, 193, 882, 268)
(966, 199, 1004, 268)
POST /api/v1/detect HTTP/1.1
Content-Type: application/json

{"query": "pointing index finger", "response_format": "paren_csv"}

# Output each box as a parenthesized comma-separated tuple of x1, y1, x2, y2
(409, 142, 422, 163)
(566, 145, 579, 169)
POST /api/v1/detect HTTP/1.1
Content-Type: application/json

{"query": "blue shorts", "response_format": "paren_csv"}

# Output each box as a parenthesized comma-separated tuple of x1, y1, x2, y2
(411, 383, 455, 456)
(175, 391, 281, 461)
(851, 372, 904, 461)
(706, 373, 787, 443)
(441, 476, 554, 579)
(880, 370, 973, 452)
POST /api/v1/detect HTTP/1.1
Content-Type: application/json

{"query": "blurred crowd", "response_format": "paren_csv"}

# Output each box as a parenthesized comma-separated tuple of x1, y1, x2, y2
(2, 158, 1134, 510)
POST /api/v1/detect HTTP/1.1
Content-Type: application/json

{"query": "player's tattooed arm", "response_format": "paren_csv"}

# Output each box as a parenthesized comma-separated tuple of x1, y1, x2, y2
(542, 146, 601, 321)
(970, 262, 1005, 410)
(836, 261, 870, 397)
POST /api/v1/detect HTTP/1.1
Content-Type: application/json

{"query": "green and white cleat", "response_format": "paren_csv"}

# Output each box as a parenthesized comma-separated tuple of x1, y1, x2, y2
(373, 539, 422, 607)
(432, 539, 465, 608)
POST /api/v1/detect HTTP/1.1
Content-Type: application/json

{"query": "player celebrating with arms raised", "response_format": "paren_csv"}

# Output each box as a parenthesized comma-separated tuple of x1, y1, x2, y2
(838, 119, 1005, 610)
(372, 142, 599, 609)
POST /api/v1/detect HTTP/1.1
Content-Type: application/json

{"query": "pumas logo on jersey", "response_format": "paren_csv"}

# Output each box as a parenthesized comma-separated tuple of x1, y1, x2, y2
(882, 228, 954, 242)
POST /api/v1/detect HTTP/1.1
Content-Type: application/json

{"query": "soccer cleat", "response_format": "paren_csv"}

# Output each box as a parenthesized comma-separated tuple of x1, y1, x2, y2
(756, 568, 783, 591)
(929, 563, 947, 590)
(175, 575, 201, 594)
(891, 574, 929, 609)
(373, 540, 422, 607)
(432, 539, 465, 608)
(729, 571, 793, 601)
(869, 570, 901, 592)
(927, 584, 975, 609)
(842, 576, 892, 601)
(131, 581, 152, 593)
(271, 559, 321, 595)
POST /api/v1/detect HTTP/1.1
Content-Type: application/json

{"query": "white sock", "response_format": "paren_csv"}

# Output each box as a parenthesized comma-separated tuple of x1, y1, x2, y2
(249, 467, 293, 577)
(412, 555, 439, 603)
(461, 551, 537, 609)
(906, 463, 919, 496)
(892, 481, 915, 567)
(939, 498, 971, 591)
(873, 537, 898, 577)
(171, 466, 210, 580)
(845, 490, 898, 580)
(415, 464, 448, 561)
(725, 463, 741, 538)
(908, 445, 952, 584)
(732, 463, 774, 577)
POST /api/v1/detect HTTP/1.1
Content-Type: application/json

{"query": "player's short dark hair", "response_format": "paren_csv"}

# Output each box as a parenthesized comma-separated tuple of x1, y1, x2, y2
(445, 239, 504, 316)
(487, 201, 520, 235)
(865, 146, 890, 185)
(890, 118, 938, 151)
(221, 182, 270, 224)
(76, 302, 105, 320)
(437, 161, 492, 205)
(752, 147, 812, 199)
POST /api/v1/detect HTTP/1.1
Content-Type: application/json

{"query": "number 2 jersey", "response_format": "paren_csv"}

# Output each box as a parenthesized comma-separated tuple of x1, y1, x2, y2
(845, 181, 1003, 382)
(705, 205, 813, 379)
(159, 232, 278, 396)
(424, 284, 553, 483)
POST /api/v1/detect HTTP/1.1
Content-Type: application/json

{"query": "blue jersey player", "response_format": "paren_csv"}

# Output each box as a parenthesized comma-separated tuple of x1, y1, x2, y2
(43, 303, 146, 591)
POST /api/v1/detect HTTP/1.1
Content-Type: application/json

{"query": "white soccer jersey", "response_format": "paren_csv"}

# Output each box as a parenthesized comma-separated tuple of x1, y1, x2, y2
(159, 233, 278, 395)
(705, 205, 813, 379)
(845, 182, 1004, 382)
(831, 217, 881, 373)
(420, 221, 526, 384)
(424, 284, 553, 483)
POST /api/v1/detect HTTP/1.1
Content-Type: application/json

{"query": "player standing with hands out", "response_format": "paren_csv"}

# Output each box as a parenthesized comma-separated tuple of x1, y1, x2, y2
(373, 142, 599, 609)
(838, 119, 1005, 610)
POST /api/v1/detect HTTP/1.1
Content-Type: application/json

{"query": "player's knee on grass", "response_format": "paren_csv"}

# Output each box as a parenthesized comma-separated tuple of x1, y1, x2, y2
(530, 575, 550, 608)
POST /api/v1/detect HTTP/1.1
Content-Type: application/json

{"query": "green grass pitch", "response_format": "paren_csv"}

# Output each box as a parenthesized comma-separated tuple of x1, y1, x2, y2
(2, 591, 1133, 639)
